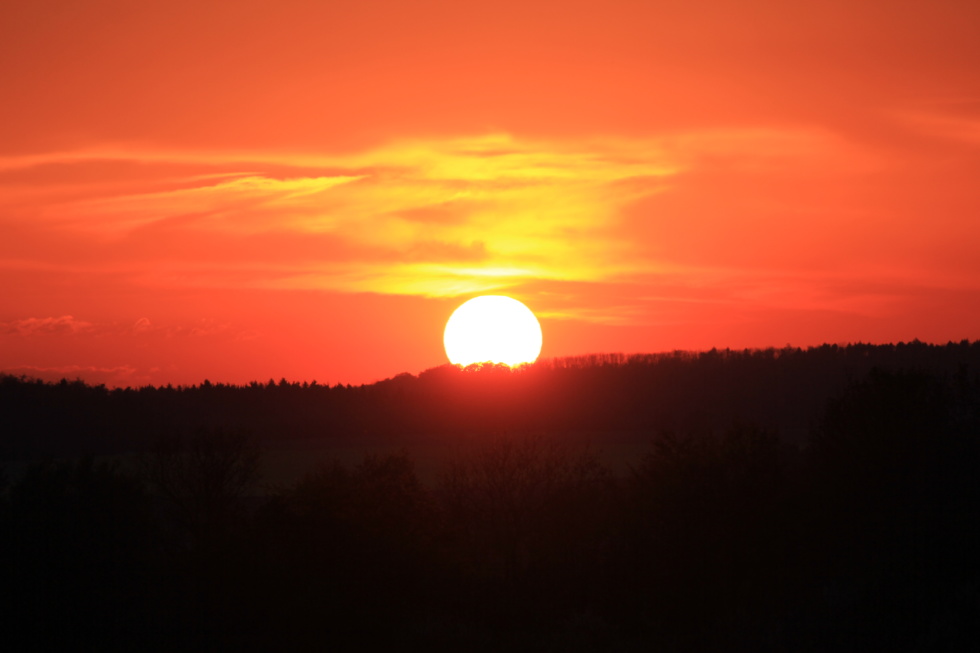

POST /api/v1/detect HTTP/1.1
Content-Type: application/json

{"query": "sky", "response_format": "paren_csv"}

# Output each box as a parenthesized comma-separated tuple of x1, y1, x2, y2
(2, 0, 980, 387)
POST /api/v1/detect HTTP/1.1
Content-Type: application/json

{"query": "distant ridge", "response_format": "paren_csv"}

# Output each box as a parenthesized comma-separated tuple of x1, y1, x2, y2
(3, 340, 979, 460)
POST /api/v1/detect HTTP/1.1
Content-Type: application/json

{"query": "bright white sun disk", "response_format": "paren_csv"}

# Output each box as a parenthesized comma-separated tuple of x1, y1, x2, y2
(444, 295, 543, 367)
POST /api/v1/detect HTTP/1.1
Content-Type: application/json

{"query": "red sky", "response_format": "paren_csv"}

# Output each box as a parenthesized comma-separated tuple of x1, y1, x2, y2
(2, 0, 979, 387)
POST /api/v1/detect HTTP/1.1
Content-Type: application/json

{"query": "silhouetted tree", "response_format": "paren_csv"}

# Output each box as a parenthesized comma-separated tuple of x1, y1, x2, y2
(436, 435, 616, 635)
(803, 368, 980, 649)
(618, 422, 796, 649)
(236, 452, 437, 649)
(142, 427, 260, 550)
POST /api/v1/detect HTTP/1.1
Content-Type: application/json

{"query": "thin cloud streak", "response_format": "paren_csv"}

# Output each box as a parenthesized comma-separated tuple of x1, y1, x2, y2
(0, 315, 94, 336)
(2, 128, 887, 310)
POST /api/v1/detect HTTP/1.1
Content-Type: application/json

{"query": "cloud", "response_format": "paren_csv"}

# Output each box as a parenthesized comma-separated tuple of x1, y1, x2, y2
(1, 134, 681, 296)
(2, 364, 144, 387)
(5, 126, 961, 328)
(0, 315, 94, 336)
(0, 314, 259, 343)
(47, 174, 366, 231)
(132, 317, 152, 333)
(897, 109, 980, 146)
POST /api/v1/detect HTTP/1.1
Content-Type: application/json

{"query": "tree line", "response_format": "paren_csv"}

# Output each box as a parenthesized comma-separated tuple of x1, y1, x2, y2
(3, 340, 980, 459)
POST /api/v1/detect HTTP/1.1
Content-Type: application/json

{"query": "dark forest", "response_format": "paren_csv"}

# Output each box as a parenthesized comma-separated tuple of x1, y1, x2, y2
(2, 341, 979, 651)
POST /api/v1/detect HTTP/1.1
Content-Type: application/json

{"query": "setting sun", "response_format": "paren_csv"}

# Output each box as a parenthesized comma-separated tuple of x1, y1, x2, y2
(444, 296, 543, 367)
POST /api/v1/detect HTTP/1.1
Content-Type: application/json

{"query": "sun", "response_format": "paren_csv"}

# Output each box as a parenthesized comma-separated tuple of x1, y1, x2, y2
(444, 295, 543, 367)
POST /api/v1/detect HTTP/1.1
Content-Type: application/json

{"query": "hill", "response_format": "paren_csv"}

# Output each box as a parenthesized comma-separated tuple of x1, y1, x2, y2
(2, 340, 979, 650)
(3, 340, 979, 459)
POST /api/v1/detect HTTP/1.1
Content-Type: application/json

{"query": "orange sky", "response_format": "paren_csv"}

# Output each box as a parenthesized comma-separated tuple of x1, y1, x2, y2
(2, 0, 979, 387)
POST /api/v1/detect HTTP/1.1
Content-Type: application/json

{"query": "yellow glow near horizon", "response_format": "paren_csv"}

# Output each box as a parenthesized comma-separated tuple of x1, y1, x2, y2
(444, 295, 543, 367)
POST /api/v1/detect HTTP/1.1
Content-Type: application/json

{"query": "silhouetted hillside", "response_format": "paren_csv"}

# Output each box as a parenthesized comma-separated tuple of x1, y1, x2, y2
(1, 359, 978, 651)
(3, 340, 979, 459)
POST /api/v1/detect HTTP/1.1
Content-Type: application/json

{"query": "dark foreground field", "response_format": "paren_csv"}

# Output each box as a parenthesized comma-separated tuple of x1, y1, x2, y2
(2, 342, 979, 651)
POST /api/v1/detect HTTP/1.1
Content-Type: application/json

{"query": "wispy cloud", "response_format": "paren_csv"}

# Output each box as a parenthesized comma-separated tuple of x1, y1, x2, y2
(1, 129, 864, 306)
(1, 133, 680, 297)
(4, 125, 960, 329)
(897, 109, 980, 146)
(2, 364, 144, 386)
(0, 315, 94, 336)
